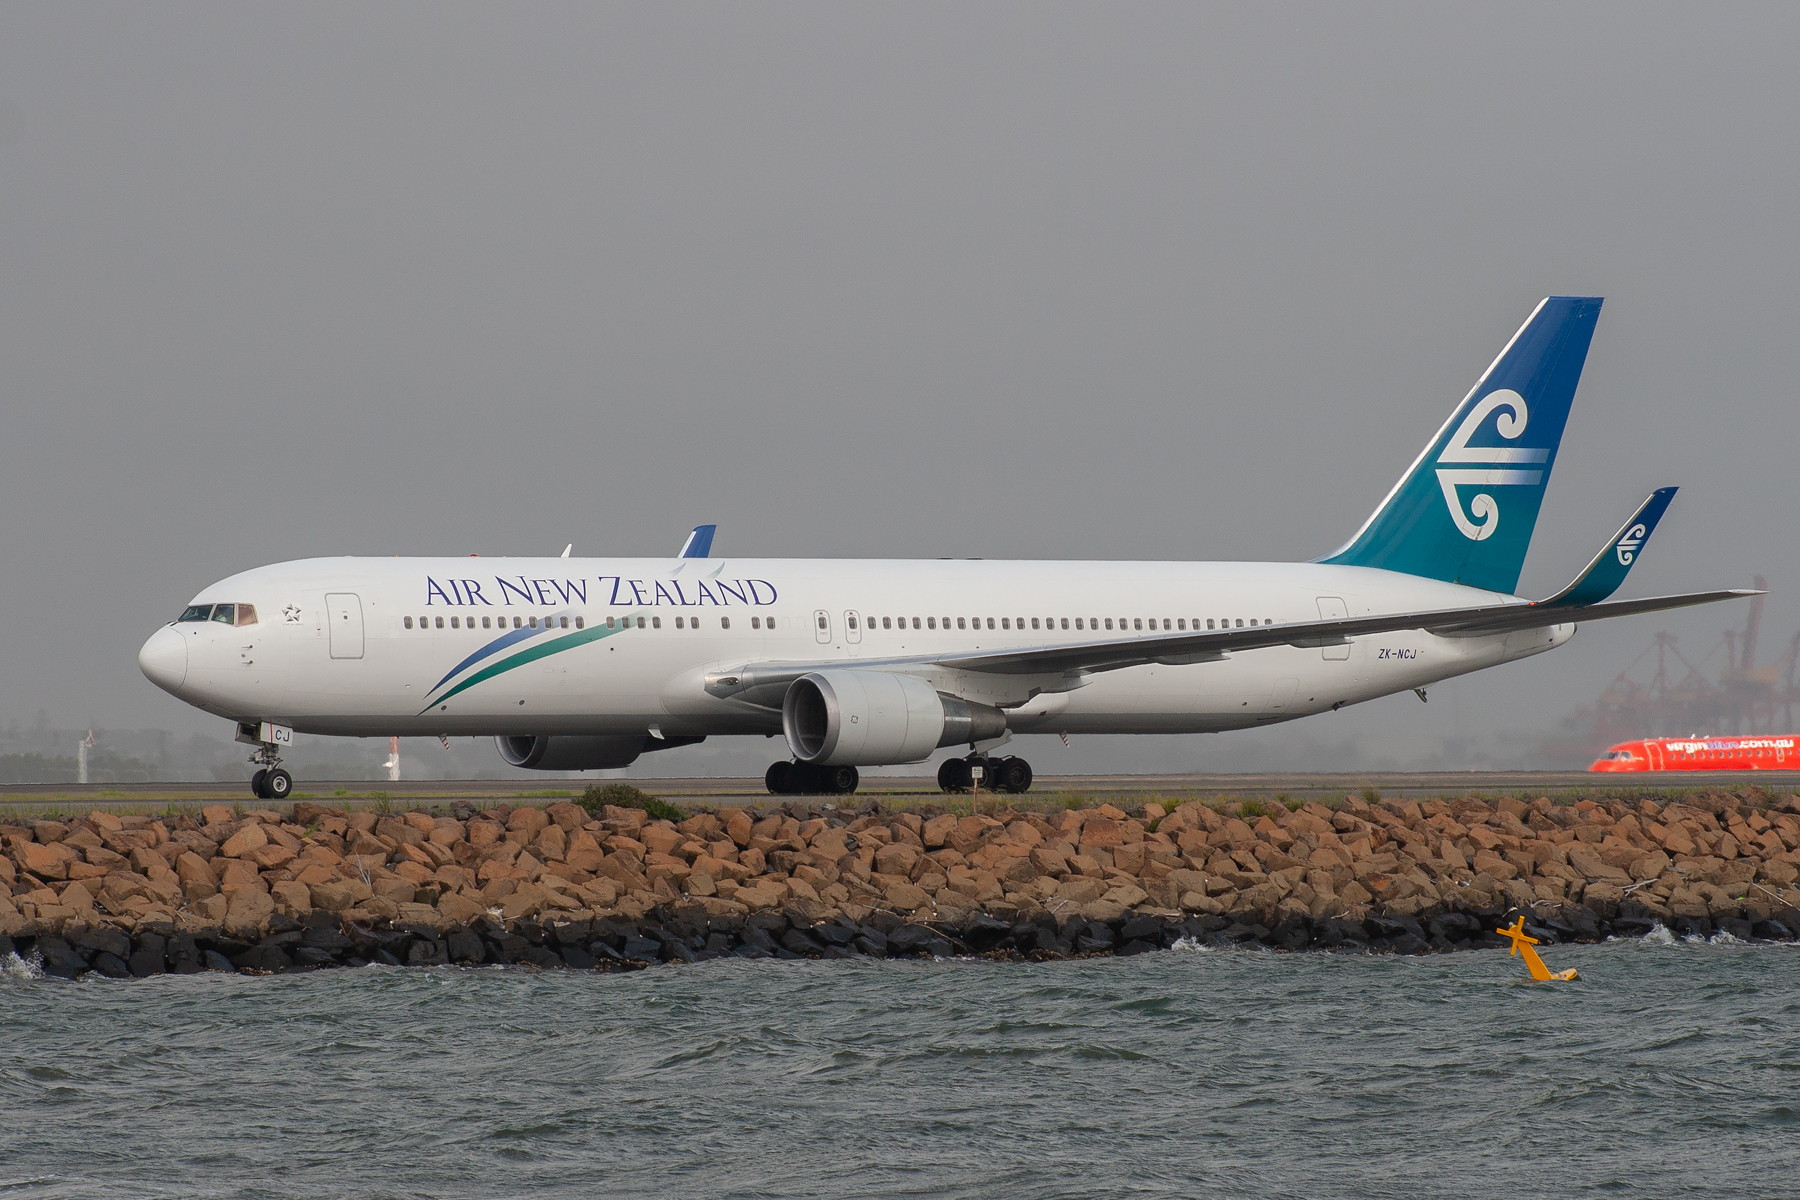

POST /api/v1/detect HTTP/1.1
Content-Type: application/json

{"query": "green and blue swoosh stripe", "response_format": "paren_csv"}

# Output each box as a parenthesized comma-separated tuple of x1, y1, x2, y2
(418, 612, 642, 714)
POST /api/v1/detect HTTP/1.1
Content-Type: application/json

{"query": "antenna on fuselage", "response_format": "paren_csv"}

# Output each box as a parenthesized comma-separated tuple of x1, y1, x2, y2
(560, 544, 572, 558)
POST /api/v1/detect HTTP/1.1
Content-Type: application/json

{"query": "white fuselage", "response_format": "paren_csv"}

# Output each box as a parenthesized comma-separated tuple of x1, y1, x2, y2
(140, 556, 1572, 743)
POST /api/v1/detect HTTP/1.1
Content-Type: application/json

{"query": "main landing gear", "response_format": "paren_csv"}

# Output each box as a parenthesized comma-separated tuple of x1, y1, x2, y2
(938, 753, 1032, 794)
(765, 761, 860, 796)
(248, 743, 292, 802)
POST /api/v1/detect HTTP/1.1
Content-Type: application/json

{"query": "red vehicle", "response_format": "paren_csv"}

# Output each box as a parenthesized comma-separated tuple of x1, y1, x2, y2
(1590, 736, 1798, 771)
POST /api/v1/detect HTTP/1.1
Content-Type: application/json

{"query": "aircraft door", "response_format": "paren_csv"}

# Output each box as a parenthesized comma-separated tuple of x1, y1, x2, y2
(1316, 596, 1350, 660)
(326, 593, 365, 659)
(813, 610, 832, 644)
(844, 611, 863, 644)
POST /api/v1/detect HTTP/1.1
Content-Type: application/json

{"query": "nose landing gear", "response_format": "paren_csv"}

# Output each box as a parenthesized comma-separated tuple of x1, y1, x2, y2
(248, 745, 292, 801)
(937, 753, 1032, 794)
(764, 761, 860, 795)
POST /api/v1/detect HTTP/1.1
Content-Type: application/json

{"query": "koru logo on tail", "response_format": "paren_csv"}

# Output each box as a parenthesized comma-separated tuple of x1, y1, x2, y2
(1434, 389, 1547, 541)
(1616, 523, 1647, 565)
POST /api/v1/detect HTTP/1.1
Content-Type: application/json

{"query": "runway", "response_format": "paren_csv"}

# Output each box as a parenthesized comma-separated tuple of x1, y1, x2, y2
(4, 770, 1797, 811)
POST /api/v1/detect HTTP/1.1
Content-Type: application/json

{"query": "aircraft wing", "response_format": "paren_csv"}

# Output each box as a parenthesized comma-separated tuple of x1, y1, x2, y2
(703, 588, 1757, 704)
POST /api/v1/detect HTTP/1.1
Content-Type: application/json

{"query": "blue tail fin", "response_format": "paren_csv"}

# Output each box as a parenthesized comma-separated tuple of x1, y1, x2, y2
(1320, 296, 1603, 594)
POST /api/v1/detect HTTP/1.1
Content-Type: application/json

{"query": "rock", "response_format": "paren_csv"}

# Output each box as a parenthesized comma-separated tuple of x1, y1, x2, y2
(36, 936, 88, 978)
(1100, 884, 1149, 909)
(201, 805, 235, 826)
(1085, 899, 1129, 923)
(12, 841, 67, 881)
(1055, 878, 1107, 904)
(882, 881, 930, 911)
(1115, 939, 1158, 956)
(406, 938, 450, 966)
(271, 881, 313, 915)
(437, 892, 489, 923)
(74, 927, 131, 960)
(220, 824, 268, 858)
(225, 887, 275, 937)
(91, 951, 132, 978)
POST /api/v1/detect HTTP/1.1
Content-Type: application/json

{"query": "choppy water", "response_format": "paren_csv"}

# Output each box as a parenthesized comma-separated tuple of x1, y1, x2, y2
(2, 935, 1796, 1199)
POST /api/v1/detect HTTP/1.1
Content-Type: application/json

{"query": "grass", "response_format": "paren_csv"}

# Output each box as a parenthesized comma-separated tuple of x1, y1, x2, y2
(520, 790, 573, 799)
(579, 782, 683, 823)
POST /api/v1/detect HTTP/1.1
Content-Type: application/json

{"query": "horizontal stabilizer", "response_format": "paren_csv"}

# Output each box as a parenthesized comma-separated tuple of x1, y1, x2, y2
(1540, 487, 1677, 608)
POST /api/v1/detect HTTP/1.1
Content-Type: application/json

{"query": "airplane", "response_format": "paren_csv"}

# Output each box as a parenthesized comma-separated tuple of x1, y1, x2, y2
(138, 296, 1757, 802)
(1590, 735, 1798, 772)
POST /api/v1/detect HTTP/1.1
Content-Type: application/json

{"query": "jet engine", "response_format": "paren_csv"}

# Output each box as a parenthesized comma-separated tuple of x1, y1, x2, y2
(495, 733, 702, 771)
(781, 670, 1007, 766)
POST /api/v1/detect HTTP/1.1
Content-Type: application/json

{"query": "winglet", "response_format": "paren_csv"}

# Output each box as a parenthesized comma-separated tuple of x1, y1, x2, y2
(1539, 487, 1677, 609)
(678, 524, 717, 559)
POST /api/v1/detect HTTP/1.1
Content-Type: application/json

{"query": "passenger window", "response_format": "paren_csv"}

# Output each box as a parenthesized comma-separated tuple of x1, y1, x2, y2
(721, 617, 730, 630)
(1235, 619, 1244, 628)
(1001, 618, 1010, 630)
(817, 614, 827, 630)
(957, 618, 966, 630)
(435, 616, 444, 629)
(913, 617, 921, 629)
(751, 616, 760, 629)
(451, 617, 460, 629)
(404, 616, 414, 629)
(1177, 619, 1186, 630)
(1133, 618, 1142, 631)
(1061, 618, 1069, 630)
(236, 605, 258, 626)
(179, 605, 213, 622)
(1030, 618, 1039, 630)
(211, 604, 236, 624)
(574, 617, 583, 629)
(849, 615, 859, 630)
(986, 618, 994, 630)
(482, 617, 492, 629)
(560, 616, 570, 628)
(882, 617, 891, 629)
(675, 616, 684, 629)
(1162, 619, 1171, 630)
(652, 617, 661, 629)
(637, 616, 646, 628)
(1104, 619, 1113, 630)
(1075, 619, 1084, 630)
(1249, 618, 1258, 626)
(928, 617, 937, 629)
(607, 616, 616, 629)
(527, 616, 537, 629)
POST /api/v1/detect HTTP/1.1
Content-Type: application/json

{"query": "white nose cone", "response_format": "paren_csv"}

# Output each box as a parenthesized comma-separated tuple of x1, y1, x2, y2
(139, 626, 188, 693)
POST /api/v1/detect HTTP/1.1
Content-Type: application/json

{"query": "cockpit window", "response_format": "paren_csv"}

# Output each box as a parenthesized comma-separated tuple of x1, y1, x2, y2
(179, 602, 258, 625)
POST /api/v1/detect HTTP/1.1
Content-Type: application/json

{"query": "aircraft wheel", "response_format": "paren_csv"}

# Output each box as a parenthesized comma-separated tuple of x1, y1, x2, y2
(825, 765, 859, 795)
(995, 757, 1033, 794)
(937, 758, 972, 793)
(765, 761, 793, 794)
(250, 769, 269, 799)
(265, 769, 293, 801)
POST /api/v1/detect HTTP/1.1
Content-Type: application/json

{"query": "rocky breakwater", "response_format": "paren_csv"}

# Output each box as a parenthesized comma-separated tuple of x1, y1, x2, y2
(3, 790, 1799, 979)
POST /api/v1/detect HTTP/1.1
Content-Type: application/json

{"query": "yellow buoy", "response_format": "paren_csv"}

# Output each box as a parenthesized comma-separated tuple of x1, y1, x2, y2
(1497, 917, 1578, 981)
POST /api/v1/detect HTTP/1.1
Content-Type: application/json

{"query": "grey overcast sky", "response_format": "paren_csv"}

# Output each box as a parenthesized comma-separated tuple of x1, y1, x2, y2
(2, 3, 1796, 774)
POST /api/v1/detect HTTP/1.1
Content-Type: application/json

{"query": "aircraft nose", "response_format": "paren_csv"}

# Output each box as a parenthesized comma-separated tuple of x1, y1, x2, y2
(139, 625, 188, 693)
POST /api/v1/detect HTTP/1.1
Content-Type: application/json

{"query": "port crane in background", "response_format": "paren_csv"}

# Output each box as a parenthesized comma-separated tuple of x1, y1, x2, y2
(1545, 576, 1800, 764)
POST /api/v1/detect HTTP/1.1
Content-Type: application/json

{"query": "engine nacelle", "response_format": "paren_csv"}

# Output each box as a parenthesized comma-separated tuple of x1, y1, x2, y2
(781, 670, 1007, 766)
(495, 735, 646, 772)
